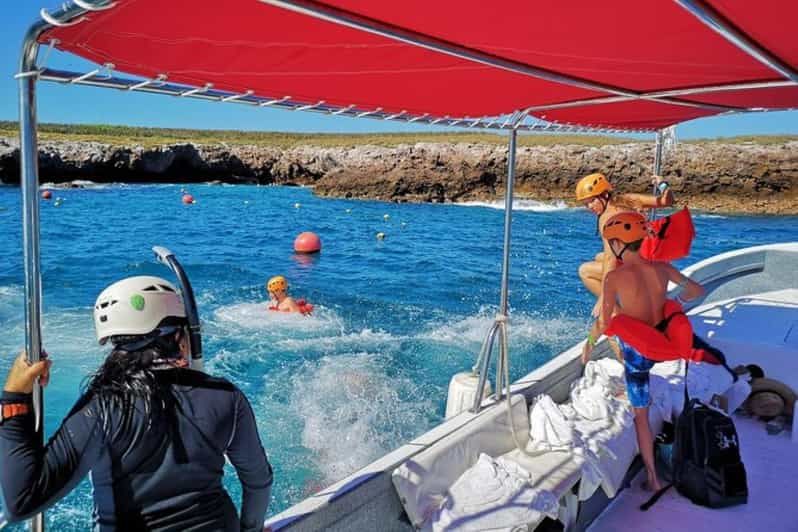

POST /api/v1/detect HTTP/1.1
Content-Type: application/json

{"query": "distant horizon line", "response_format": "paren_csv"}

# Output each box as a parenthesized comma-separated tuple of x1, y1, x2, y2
(1, 119, 797, 143)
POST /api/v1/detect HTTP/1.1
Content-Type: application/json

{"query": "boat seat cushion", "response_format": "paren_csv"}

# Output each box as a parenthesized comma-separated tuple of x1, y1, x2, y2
(392, 394, 529, 529)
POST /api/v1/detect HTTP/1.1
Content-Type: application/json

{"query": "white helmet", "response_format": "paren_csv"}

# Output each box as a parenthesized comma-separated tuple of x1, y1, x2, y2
(94, 276, 186, 345)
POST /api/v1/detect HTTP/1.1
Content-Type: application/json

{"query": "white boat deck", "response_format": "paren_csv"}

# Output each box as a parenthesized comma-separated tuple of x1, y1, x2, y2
(589, 288, 798, 532)
(587, 413, 798, 532)
(690, 289, 798, 392)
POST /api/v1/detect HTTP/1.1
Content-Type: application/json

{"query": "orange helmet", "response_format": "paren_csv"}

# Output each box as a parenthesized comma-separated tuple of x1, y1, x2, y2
(602, 212, 648, 243)
(575, 173, 613, 201)
(267, 275, 288, 293)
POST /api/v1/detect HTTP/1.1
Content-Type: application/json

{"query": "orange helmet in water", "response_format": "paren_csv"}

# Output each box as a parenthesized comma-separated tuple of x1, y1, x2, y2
(267, 275, 288, 293)
(603, 212, 648, 243)
(575, 173, 613, 201)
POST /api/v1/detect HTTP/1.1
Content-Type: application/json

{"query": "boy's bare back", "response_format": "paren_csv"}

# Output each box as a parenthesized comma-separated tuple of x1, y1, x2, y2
(604, 261, 684, 326)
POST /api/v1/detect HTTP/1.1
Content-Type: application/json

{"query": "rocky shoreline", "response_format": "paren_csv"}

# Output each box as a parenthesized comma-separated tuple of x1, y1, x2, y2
(1, 137, 796, 214)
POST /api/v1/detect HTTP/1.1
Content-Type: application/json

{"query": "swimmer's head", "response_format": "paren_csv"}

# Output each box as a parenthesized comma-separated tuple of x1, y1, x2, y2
(267, 275, 288, 296)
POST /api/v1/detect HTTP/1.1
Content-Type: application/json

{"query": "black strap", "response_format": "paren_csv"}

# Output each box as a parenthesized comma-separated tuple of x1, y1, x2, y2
(684, 359, 690, 405)
(640, 483, 673, 511)
(692, 334, 738, 382)
(656, 215, 671, 239)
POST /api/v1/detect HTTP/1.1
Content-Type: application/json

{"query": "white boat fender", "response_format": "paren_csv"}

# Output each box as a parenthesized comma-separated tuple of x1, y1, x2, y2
(445, 372, 491, 419)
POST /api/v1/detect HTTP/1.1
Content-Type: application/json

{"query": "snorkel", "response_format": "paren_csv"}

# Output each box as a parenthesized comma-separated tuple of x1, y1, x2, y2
(152, 246, 203, 371)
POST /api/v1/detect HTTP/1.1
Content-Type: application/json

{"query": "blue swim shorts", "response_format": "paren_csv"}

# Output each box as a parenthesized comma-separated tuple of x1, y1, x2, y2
(617, 337, 657, 408)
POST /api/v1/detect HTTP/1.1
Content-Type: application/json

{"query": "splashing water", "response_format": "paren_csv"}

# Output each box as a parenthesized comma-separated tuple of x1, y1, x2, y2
(0, 184, 796, 528)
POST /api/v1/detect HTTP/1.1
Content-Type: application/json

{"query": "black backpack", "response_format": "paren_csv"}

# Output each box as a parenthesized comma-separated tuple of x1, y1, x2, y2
(671, 396, 748, 507)
(642, 358, 748, 510)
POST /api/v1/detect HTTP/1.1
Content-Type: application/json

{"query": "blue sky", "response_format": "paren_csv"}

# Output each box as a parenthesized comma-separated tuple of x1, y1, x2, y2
(1, 2, 796, 139)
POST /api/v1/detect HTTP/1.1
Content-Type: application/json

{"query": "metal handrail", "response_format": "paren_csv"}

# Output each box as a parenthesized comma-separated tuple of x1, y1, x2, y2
(470, 124, 519, 413)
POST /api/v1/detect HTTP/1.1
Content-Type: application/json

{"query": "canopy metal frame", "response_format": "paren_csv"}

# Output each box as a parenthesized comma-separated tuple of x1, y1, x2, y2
(10, 1, 798, 529)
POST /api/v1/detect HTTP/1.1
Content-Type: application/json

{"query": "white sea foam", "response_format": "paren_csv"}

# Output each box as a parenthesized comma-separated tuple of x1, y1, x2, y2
(212, 302, 345, 337)
(458, 199, 570, 212)
(693, 213, 727, 219)
(419, 309, 584, 350)
(275, 328, 400, 352)
(285, 352, 437, 485)
(40, 180, 124, 190)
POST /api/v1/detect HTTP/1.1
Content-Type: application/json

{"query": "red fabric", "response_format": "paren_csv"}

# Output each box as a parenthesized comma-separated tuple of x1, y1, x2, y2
(606, 300, 722, 364)
(640, 208, 695, 262)
(38, 0, 798, 130)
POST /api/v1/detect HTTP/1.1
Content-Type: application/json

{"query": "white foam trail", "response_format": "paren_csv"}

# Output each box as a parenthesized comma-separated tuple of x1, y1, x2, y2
(40, 180, 125, 190)
(693, 213, 727, 219)
(419, 309, 584, 349)
(212, 302, 345, 337)
(458, 199, 570, 212)
(275, 329, 400, 352)
(0, 285, 22, 318)
(286, 352, 437, 484)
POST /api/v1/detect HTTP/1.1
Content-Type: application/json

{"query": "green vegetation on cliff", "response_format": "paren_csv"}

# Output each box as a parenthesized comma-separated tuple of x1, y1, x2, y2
(2, 121, 794, 149)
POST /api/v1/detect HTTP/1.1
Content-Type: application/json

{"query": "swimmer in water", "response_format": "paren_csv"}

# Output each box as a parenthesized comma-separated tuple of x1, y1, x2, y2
(267, 275, 303, 313)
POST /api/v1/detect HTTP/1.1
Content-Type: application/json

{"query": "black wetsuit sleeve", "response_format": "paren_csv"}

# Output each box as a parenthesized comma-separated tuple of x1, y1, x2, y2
(0, 391, 104, 522)
(226, 390, 273, 532)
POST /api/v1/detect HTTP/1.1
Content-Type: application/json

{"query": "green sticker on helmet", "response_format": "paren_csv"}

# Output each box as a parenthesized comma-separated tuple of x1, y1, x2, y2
(130, 294, 145, 311)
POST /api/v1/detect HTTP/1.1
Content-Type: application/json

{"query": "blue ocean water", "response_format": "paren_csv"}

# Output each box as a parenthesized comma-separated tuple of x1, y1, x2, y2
(0, 183, 796, 529)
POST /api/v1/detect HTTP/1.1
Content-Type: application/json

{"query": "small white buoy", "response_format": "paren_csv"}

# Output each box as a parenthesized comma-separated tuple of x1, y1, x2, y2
(401, 222, 407, 228)
(294, 202, 301, 209)
(376, 232, 386, 240)
(345, 208, 352, 214)
(383, 214, 390, 221)
(445, 372, 492, 419)
(244, 200, 250, 205)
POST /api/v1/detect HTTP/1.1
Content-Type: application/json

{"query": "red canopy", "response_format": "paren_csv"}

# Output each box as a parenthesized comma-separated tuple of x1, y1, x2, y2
(37, 0, 798, 130)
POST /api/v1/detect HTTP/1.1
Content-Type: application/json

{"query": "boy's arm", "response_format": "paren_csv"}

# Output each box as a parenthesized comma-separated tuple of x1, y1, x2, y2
(593, 273, 618, 338)
(619, 175, 674, 209)
(594, 237, 616, 315)
(619, 191, 673, 209)
(665, 264, 705, 302)
(584, 272, 618, 363)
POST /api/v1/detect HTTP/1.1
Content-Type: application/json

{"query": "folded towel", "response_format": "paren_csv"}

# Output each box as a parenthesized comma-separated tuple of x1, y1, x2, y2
(425, 453, 558, 532)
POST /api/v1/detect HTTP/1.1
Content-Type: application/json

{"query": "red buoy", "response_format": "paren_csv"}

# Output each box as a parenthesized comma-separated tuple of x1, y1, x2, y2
(41, 190, 53, 200)
(182, 194, 195, 204)
(294, 231, 321, 254)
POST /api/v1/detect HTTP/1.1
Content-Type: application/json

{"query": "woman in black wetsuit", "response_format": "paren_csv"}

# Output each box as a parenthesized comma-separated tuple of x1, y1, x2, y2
(0, 275, 272, 531)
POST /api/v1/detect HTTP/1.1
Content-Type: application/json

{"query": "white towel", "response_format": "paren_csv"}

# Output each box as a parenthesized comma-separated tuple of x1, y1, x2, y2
(425, 453, 558, 532)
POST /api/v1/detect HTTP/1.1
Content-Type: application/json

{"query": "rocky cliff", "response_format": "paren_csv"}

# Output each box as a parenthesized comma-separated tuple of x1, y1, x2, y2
(1, 137, 796, 213)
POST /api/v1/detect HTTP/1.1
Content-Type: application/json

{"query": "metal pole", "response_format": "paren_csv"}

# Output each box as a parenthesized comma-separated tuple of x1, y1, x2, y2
(499, 129, 517, 316)
(19, 20, 45, 532)
(261, 0, 740, 113)
(653, 130, 664, 176)
(650, 130, 665, 220)
(470, 127, 518, 413)
(674, 0, 798, 82)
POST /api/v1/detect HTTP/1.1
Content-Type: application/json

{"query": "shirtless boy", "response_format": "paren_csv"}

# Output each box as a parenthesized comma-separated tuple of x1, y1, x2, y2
(581, 211, 704, 492)
(576, 173, 674, 315)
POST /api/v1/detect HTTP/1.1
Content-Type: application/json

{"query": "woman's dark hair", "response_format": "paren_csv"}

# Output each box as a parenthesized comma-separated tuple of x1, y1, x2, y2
(85, 318, 187, 435)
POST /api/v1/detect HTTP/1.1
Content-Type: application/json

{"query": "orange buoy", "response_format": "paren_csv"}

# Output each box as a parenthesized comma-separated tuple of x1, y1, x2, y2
(41, 190, 53, 200)
(182, 194, 195, 205)
(294, 231, 321, 254)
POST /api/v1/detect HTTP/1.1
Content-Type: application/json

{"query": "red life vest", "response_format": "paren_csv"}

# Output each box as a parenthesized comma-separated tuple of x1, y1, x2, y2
(605, 299, 721, 364)
(640, 208, 695, 262)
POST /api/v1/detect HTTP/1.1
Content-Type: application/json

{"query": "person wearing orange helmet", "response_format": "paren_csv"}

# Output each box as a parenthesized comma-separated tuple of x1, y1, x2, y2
(575, 172, 674, 315)
(582, 211, 704, 494)
(267, 275, 303, 313)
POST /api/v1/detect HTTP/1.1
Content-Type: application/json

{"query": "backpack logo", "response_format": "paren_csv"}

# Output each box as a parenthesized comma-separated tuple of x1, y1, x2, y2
(716, 430, 737, 450)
